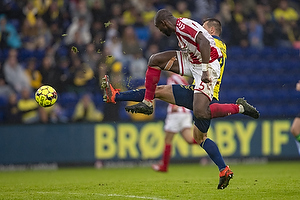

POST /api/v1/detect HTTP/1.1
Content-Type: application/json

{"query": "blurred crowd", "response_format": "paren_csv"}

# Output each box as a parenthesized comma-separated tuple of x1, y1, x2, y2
(0, 0, 299, 124)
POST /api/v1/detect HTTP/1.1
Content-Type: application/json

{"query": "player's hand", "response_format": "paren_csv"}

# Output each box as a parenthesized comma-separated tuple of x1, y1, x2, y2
(171, 105, 179, 112)
(201, 71, 211, 83)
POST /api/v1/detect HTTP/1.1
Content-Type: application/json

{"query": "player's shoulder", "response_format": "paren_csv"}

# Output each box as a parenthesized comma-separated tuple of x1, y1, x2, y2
(179, 17, 201, 28)
(212, 35, 226, 46)
(213, 35, 227, 56)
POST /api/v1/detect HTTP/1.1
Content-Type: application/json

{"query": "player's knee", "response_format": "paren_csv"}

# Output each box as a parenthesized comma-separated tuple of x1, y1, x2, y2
(193, 108, 210, 120)
(148, 54, 159, 67)
(193, 129, 207, 144)
(155, 85, 165, 98)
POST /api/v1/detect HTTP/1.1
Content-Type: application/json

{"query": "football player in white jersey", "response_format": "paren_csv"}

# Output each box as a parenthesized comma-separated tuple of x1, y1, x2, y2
(152, 72, 196, 173)
(125, 9, 258, 122)
(103, 17, 259, 189)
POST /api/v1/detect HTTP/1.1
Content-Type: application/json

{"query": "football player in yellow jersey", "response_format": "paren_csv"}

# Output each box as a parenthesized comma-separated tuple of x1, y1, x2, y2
(102, 18, 259, 189)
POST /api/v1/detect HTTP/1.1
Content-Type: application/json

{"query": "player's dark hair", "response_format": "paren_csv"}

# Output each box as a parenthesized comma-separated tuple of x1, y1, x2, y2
(203, 18, 222, 36)
(154, 9, 173, 25)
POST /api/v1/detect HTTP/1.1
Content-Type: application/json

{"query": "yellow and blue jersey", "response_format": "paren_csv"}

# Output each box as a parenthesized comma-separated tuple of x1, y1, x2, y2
(191, 35, 227, 100)
(213, 35, 227, 101)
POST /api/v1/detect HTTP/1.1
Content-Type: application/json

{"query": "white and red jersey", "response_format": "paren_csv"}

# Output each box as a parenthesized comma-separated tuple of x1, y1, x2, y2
(175, 18, 222, 64)
(166, 73, 190, 114)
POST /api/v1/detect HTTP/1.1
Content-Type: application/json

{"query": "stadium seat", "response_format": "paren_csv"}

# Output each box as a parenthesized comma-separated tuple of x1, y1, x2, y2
(260, 47, 276, 59)
(0, 96, 8, 123)
(119, 102, 130, 121)
(227, 46, 245, 59)
(154, 100, 168, 120)
(57, 92, 78, 107)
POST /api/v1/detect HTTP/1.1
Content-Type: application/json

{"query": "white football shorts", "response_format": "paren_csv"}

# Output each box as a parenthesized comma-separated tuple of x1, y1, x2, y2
(176, 50, 220, 101)
(164, 111, 193, 133)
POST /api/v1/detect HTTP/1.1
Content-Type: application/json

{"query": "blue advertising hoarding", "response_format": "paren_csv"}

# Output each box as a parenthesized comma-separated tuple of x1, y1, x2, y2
(0, 119, 299, 165)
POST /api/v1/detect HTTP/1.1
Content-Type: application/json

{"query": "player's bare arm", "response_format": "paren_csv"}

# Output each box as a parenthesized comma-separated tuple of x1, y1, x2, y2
(196, 32, 211, 83)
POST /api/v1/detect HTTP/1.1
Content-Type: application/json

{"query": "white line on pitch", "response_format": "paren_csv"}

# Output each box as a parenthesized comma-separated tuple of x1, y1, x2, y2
(35, 191, 167, 200)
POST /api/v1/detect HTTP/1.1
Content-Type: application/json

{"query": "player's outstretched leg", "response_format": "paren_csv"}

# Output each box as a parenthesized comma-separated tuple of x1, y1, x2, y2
(236, 97, 260, 119)
(218, 166, 234, 189)
(125, 101, 153, 115)
(101, 75, 120, 104)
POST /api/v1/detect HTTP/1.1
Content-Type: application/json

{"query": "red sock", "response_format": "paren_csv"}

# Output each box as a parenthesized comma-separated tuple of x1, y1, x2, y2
(144, 66, 161, 101)
(210, 103, 239, 118)
(162, 144, 171, 168)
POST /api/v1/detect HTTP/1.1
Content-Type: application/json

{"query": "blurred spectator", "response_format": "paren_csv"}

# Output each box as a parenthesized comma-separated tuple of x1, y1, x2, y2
(273, 0, 299, 47)
(71, 0, 93, 25)
(228, 2, 249, 47)
(22, 1, 38, 27)
(128, 51, 147, 83)
(256, 2, 280, 46)
(68, 55, 95, 93)
(0, 0, 24, 21)
(44, 103, 69, 123)
(0, 76, 13, 97)
(21, 18, 38, 51)
(144, 43, 160, 60)
(3, 49, 31, 93)
(72, 93, 103, 122)
(24, 57, 43, 90)
(122, 26, 142, 56)
(172, 1, 192, 18)
(42, 1, 64, 27)
(132, 12, 151, 49)
(0, 62, 14, 97)
(4, 92, 22, 124)
(248, 17, 264, 49)
(107, 3, 124, 25)
(90, 20, 106, 40)
(122, 4, 138, 26)
(141, 1, 157, 25)
(104, 31, 124, 61)
(17, 88, 43, 124)
(36, 17, 53, 50)
(82, 43, 101, 72)
(67, 30, 87, 55)
(39, 55, 63, 92)
(105, 18, 120, 43)
(32, 0, 52, 16)
(90, 0, 108, 23)
(64, 16, 92, 46)
(273, 0, 299, 22)
(49, 21, 63, 44)
(97, 47, 125, 90)
(0, 14, 22, 49)
(20, 17, 52, 51)
(55, 56, 71, 93)
(92, 32, 106, 53)
(193, 0, 217, 21)
(146, 24, 172, 52)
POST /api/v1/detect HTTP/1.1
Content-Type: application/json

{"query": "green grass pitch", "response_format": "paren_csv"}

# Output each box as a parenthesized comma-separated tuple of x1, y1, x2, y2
(0, 161, 299, 200)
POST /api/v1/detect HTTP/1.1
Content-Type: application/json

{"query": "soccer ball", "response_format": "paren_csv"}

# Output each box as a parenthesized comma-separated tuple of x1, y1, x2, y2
(35, 85, 58, 107)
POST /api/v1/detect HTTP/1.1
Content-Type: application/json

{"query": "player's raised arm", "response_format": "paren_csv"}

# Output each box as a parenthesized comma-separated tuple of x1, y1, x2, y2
(196, 32, 211, 83)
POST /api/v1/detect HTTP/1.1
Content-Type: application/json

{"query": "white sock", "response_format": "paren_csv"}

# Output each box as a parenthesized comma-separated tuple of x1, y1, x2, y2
(238, 104, 244, 113)
(142, 99, 153, 107)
